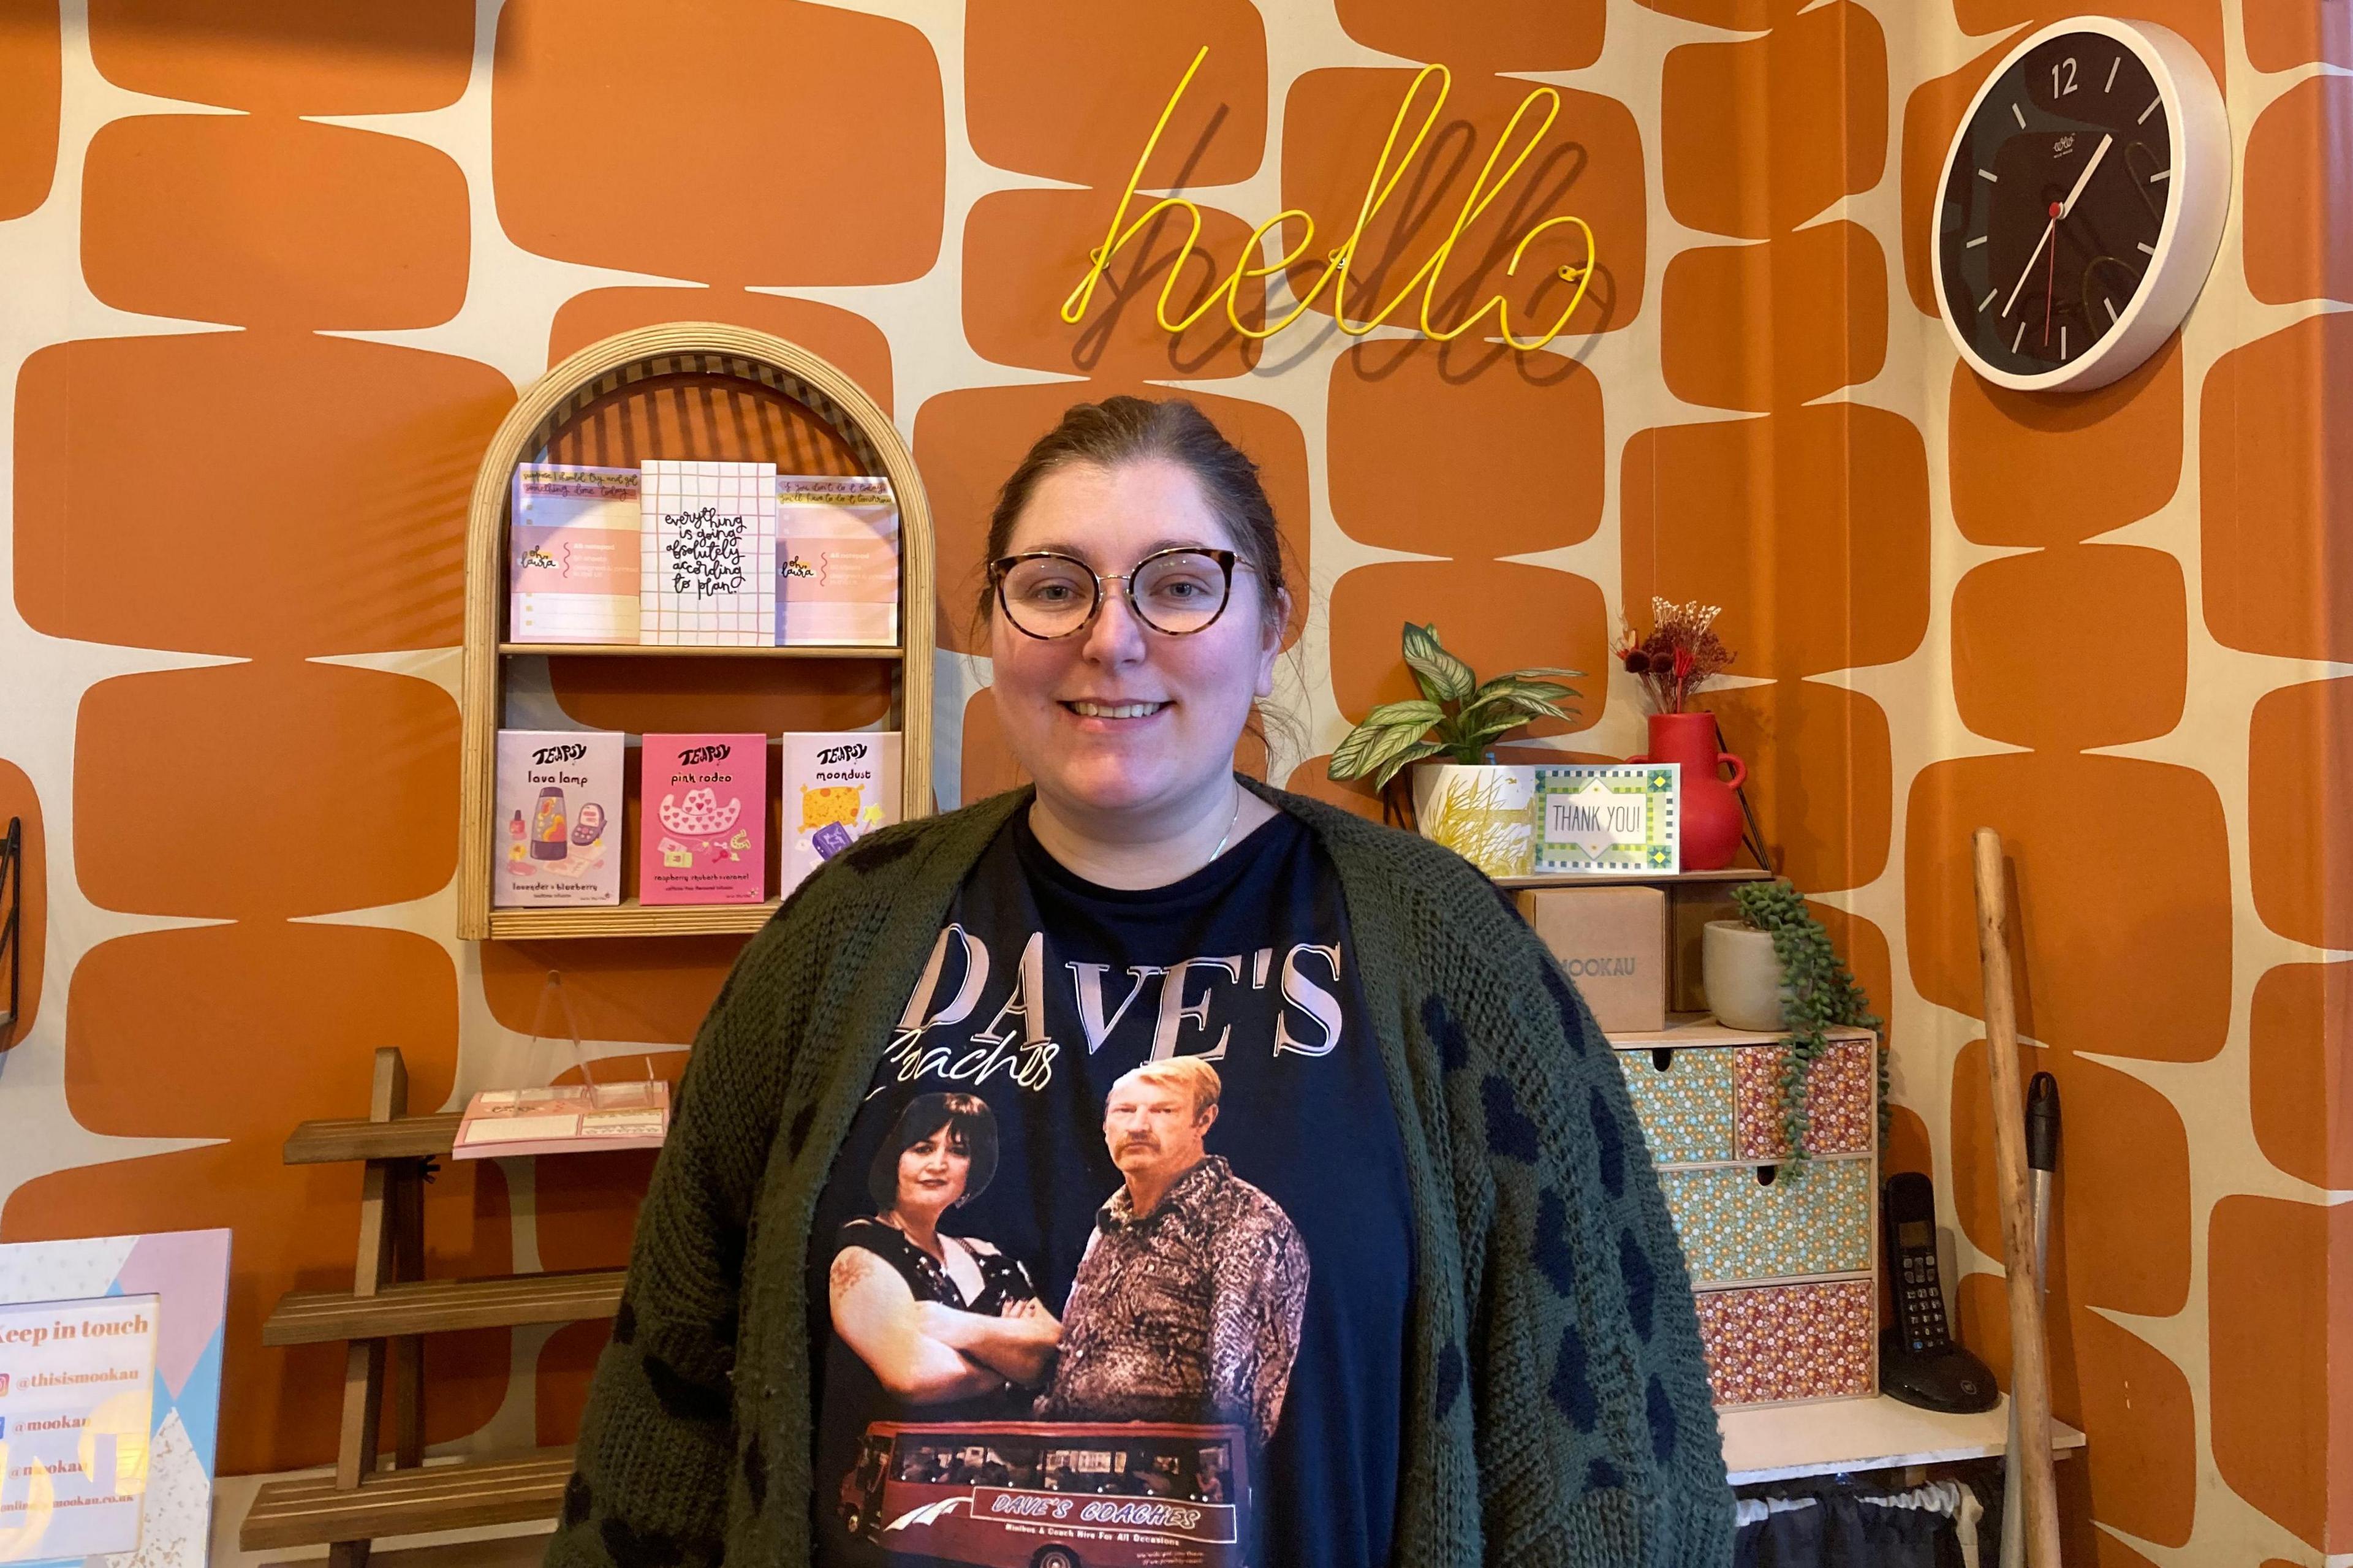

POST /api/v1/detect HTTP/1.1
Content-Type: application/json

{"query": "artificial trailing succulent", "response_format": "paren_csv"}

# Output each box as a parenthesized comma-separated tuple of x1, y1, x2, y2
(1327, 623, 1582, 792)
(1729, 877, 1884, 1162)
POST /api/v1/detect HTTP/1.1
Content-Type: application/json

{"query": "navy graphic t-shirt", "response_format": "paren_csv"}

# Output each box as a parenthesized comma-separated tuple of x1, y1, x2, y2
(808, 806, 1415, 1568)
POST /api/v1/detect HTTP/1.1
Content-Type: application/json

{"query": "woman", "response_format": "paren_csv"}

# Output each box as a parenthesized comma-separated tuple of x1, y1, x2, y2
(825, 1091, 1059, 1403)
(551, 398, 1733, 1568)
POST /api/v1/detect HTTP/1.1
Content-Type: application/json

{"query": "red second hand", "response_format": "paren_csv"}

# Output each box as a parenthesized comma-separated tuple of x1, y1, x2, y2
(2043, 200, 2061, 348)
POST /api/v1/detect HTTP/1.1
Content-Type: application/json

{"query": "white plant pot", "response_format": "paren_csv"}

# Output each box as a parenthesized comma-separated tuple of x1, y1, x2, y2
(1411, 763, 1537, 879)
(1703, 920, 1789, 1031)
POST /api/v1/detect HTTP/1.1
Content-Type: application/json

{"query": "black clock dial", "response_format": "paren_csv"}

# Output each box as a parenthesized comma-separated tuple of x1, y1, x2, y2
(1938, 33, 2172, 377)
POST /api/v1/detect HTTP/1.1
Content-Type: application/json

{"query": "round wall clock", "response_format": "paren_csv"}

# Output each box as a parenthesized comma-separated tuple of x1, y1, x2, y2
(1931, 17, 2229, 393)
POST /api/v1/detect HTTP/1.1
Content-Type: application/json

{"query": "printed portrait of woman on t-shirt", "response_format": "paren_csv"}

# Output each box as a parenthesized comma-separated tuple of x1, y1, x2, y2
(826, 1093, 1062, 1418)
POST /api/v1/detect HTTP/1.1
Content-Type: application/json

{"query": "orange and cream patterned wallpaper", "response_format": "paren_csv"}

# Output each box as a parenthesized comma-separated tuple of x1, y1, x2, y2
(0, 0, 2343, 1560)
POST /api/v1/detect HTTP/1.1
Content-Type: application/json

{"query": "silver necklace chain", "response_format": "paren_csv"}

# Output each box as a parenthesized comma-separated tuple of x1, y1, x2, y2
(1209, 783, 1243, 861)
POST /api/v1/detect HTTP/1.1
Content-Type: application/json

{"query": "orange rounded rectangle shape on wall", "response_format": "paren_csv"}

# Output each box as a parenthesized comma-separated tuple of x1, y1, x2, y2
(1337, 0, 1602, 75)
(1621, 403, 1930, 680)
(86, 0, 472, 114)
(81, 115, 469, 329)
(1946, 339, 2183, 547)
(1661, 2, 1887, 241)
(548, 287, 895, 415)
(1904, 752, 2230, 1063)
(0, 0, 59, 221)
(14, 331, 513, 659)
(1327, 341, 1603, 557)
(964, 0, 1266, 187)
(2244, 0, 2353, 70)
(2248, 677, 2353, 952)
(2249, 961, 2353, 1191)
(1947, 1036, 2189, 1319)
(964, 189, 1266, 381)
(1326, 558, 1605, 732)
(2241, 78, 2353, 307)
(480, 937, 742, 1047)
(2208, 1194, 2353, 1553)
(1705, 681, 1892, 894)
(75, 661, 458, 920)
(63, 922, 458, 1138)
(492, 0, 944, 287)
(1279, 68, 1645, 339)
(1951, 545, 2187, 752)
(2201, 317, 2353, 663)
(1661, 223, 1889, 412)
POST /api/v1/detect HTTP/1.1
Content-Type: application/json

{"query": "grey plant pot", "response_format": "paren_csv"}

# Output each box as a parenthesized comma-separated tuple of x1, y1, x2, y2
(1703, 919, 1788, 1032)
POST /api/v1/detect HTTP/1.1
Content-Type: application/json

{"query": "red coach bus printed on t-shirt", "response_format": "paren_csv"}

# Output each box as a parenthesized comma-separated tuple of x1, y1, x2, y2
(837, 1420, 1249, 1568)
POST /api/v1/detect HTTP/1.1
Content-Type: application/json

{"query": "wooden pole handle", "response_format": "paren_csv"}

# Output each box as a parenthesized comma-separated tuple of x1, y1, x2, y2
(1972, 828, 2063, 1568)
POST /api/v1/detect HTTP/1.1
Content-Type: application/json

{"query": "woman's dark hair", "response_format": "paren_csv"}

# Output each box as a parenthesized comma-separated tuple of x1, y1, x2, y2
(867, 1092, 999, 1211)
(975, 396, 1291, 640)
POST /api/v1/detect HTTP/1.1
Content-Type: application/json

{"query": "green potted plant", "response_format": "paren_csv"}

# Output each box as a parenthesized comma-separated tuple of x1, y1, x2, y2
(1327, 623, 1579, 877)
(1708, 879, 1883, 1158)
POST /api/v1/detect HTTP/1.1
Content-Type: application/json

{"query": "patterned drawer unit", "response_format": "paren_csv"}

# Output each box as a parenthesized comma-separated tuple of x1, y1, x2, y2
(1658, 1156, 1873, 1284)
(1693, 1279, 1876, 1406)
(1732, 1037, 1876, 1159)
(1613, 1047, 1737, 1165)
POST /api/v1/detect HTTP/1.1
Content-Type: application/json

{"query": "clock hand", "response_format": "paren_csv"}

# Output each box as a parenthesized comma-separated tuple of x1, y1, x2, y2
(2003, 134, 2118, 323)
(2059, 133, 2115, 218)
(2044, 208, 2059, 346)
(2003, 217, 2055, 318)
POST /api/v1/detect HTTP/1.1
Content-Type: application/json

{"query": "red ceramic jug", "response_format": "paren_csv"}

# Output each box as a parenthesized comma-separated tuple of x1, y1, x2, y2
(1628, 711, 1748, 871)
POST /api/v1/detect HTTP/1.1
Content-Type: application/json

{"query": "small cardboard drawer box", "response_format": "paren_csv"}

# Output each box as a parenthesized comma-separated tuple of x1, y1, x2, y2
(1517, 886, 1667, 1033)
(1614, 1036, 1877, 1165)
(1694, 1278, 1877, 1406)
(1657, 1156, 1874, 1285)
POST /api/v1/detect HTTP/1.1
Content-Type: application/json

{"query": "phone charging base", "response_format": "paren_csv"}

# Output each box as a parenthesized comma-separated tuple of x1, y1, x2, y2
(1879, 1330, 2000, 1415)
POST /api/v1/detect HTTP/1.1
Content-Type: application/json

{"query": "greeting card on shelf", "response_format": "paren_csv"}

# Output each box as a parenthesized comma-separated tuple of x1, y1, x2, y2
(640, 733, 767, 904)
(640, 460, 776, 645)
(1532, 763, 1682, 875)
(781, 730, 901, 895)
(452, 1080, 670, 1161)
(510, 464, 640, 643)
(494, 729, 624, 907)
(776, 475, 899, 646)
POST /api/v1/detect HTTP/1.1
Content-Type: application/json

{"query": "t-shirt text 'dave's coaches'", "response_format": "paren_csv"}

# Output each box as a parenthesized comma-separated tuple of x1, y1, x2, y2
(808, 808, 1415, 1568)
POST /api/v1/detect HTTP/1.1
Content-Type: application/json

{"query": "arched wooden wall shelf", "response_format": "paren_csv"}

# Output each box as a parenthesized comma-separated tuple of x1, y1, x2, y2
(455, 324, 937, 941)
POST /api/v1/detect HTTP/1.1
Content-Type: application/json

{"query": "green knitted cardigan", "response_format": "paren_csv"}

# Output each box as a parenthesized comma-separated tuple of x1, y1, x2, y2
(546, 779, 1733, 1568)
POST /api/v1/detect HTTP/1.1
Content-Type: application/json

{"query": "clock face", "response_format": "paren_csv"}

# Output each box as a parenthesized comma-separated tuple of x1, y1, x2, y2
(1936, 31, 2174, 379)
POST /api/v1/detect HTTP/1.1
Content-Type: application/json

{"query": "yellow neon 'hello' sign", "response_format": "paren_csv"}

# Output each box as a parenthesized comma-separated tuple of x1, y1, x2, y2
(1061, 47, 1599, 351)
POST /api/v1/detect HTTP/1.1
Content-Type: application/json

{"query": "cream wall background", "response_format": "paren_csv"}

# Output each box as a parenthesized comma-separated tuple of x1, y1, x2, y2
(0, 0, 2343, 1561)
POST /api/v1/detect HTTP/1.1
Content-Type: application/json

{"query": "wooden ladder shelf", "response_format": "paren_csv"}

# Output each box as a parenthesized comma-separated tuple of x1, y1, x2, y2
(241, 1048, 617, 1564)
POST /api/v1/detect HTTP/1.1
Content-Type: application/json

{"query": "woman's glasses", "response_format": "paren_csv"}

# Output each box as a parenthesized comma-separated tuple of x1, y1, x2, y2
(989, 547, 1257, 640)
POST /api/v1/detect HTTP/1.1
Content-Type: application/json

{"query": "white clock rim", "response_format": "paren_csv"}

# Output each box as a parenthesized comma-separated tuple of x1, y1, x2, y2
(1929, 15, 2230, 395)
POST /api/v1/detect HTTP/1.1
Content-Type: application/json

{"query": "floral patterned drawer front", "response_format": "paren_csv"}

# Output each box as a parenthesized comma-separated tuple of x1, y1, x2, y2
(1615, 1047, 1736, 1165)
(1694, 1279, 1876, 1406)
(1733, 1037, 1876, 1159)
(1658, 1156, 1873, 1284)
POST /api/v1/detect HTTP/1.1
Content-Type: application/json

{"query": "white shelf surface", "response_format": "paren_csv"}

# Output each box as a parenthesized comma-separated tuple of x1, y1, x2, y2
(1720, 1394, 2085, 1486)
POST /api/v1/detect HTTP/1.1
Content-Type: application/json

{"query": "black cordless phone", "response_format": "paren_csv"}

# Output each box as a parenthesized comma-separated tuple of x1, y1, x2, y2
(1884, 1172, 1953, 1353)
(1879, 1170, 1996, 1412)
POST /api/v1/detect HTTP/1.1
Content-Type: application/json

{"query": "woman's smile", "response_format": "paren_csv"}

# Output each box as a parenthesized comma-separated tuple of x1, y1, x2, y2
(1060, 698, 1172, 727)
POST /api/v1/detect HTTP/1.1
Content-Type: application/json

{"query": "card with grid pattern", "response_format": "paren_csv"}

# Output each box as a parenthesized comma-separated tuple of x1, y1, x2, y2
(638, 460, 778, 645)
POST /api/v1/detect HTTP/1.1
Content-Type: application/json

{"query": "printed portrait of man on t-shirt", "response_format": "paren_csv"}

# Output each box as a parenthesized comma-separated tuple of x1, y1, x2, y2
(1036, 1057, 1309, 1447)
(808, 808, 1414, 1568)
